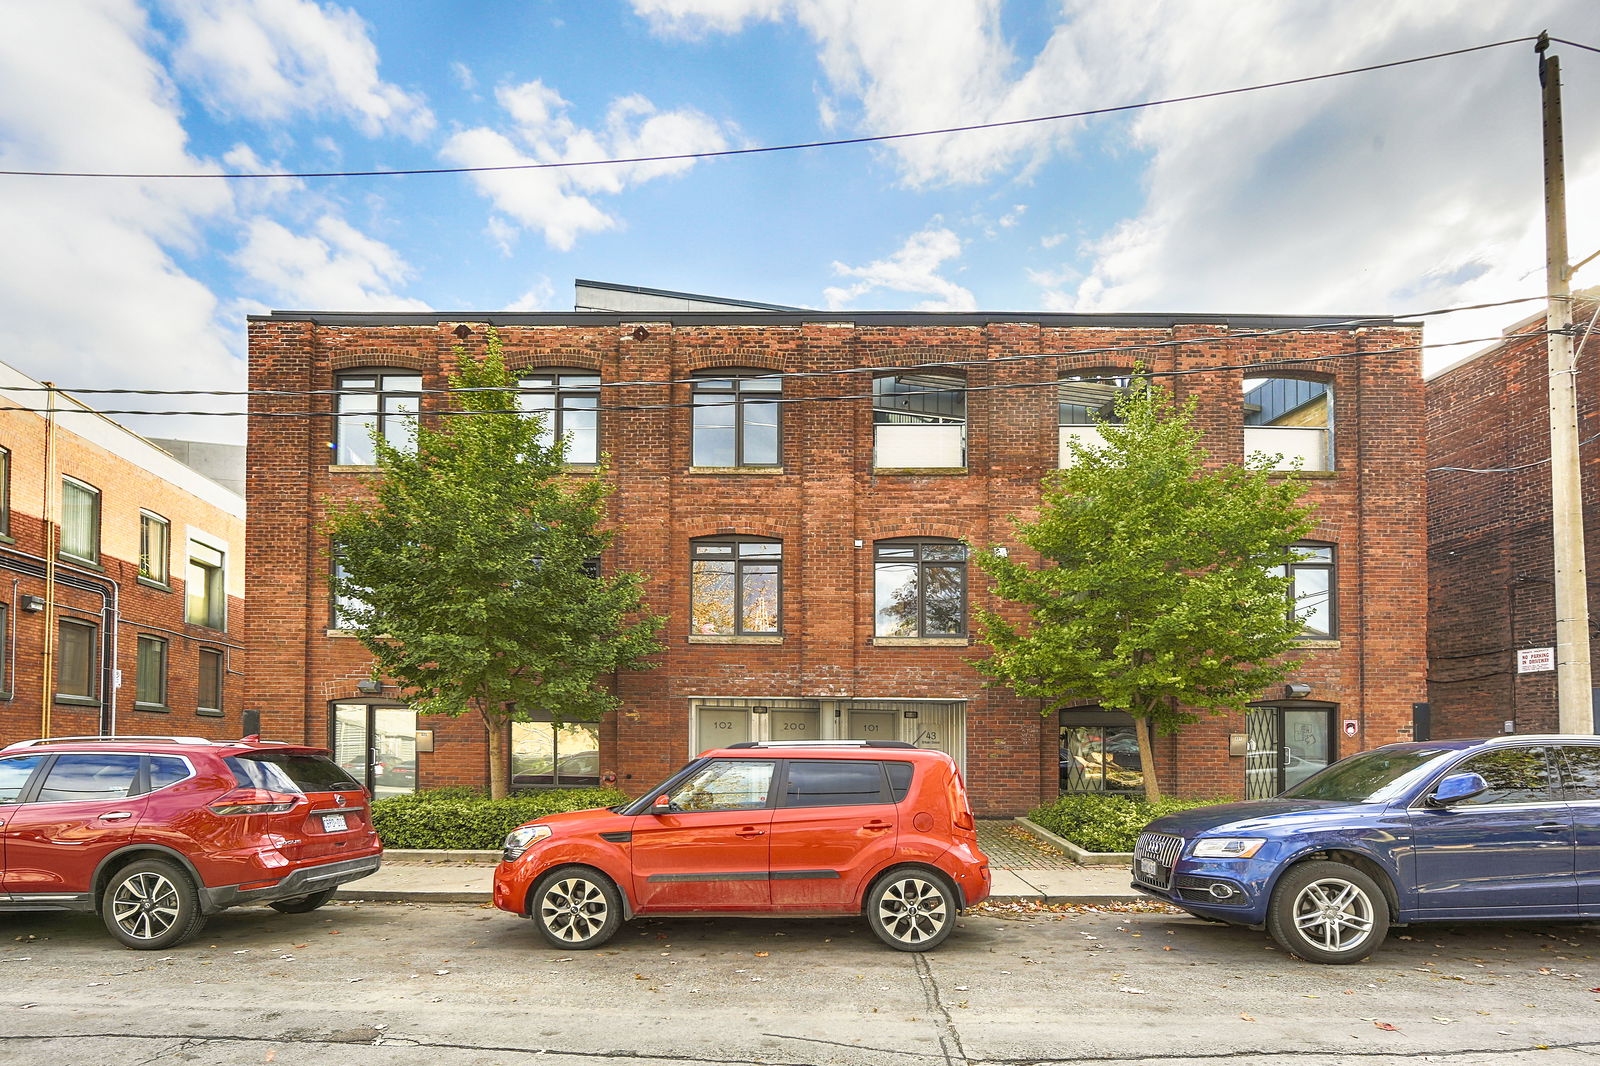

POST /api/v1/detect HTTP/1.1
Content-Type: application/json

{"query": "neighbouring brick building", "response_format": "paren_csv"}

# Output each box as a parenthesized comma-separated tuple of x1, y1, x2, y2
(1426, 292, 1600, 737)
(0, 361, 246, 747)
(247, 294, 1427, 814)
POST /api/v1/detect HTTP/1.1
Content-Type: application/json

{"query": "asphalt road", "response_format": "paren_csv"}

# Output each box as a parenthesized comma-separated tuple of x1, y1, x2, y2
(1, 901, 1597, 1066)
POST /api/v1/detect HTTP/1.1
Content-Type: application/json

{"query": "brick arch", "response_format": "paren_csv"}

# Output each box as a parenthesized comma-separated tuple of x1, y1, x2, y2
(687, 349, 790, 373)
(855, 346, 979, 370)
(501, 349, 604, 373)
(861, 523, 970, 544)
(328, 350, 429, 372)
(685, 522, 792, 542)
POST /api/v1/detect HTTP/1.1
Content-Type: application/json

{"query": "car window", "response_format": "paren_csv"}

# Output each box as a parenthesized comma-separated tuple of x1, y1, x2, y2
(0, 755, 47, 803)
(227, 753, 362, 793)
(148, 756, 191, 792)
(34, 753, 142, 802)
(1447, 747, 1557, 806)
(885, 761, 915, 802)
(666, 759, 775, 813)
(781, 760, 886, 808)
(1558, 745, 1600, 801)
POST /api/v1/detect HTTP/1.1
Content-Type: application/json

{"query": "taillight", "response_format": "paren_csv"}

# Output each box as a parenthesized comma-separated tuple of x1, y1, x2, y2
(210, 788, 300, 815)
(954, 810, 975, 831)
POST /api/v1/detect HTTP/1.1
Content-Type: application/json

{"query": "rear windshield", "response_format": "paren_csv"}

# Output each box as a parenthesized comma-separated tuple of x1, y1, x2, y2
(227, 753, 362, 794)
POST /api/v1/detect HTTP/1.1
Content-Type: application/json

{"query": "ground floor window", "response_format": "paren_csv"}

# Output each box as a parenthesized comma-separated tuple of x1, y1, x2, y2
(511, 716, 600, 788)
(331, 701, 417, 797)
(689, 697, 966, 771)
(1059, 708, 1145, 794)
(1245, 703, 1336, 799)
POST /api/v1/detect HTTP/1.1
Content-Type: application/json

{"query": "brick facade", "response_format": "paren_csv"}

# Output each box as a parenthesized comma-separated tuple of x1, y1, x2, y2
(0, 366, 246, 748)
(248, 310, 1427, 815)
(1425, 295, 1600, 736)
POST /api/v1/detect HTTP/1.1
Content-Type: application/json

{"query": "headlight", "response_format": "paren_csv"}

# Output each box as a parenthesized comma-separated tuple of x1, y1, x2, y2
(1191, 837, 1266, 859)
(503, 824, 552, 860)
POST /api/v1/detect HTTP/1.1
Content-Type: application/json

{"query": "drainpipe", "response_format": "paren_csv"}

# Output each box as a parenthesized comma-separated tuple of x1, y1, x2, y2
(41, 383, 57, 738)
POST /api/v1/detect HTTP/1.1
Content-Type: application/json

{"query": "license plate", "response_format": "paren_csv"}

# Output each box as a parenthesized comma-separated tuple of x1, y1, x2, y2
(1138, 857, 1157, 877)
(322, 813, 348, 832)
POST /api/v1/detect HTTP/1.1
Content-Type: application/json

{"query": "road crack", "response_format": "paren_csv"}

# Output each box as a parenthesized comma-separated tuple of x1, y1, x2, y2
(913, 952, 970, 1066)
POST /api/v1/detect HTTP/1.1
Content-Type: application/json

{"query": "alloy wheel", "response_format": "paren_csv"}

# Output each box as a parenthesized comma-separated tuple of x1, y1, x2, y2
(1291, 877, 1375, 953)
(111, 871, 182, 942)
(875, 876, 949, 945)
(538, 877, 610, 943)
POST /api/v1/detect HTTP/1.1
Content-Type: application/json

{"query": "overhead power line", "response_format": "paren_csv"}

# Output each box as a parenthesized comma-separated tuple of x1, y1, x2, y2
(0, 330, 1554, 418)
(0, 36, 1546, 181)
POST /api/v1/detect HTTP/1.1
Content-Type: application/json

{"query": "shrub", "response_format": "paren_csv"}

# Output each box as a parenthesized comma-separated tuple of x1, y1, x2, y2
(371, 787, 628, 849)
(1027, 793, 1223, 854)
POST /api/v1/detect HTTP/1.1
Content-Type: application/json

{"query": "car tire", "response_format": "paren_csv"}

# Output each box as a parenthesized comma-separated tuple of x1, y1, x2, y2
(866, 868, 958, 952)
(268, 889, 338, 914)
(101, 858, 208, 951)
(530, 866, 623, 950)
(1265, 860, 1389, 964)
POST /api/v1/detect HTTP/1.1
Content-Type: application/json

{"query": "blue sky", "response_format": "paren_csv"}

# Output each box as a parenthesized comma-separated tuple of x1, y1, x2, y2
(2, 0, 1597, 442)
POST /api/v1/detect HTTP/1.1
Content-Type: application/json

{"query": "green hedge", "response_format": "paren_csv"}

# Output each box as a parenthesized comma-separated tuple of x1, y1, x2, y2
(1027, 793, 1223, 854)
(371, 787, 629, 850)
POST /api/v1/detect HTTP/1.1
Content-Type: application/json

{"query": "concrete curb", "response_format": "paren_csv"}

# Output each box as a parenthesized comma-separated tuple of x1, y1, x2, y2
(1012, 816, 1134, 867)
(336, 888, 491, 904)
(384, 848, 502, 865)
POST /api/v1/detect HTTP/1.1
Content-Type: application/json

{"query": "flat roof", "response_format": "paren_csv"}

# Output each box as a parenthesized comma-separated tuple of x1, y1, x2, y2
(252, 309, 1415, 330)
(574, 278, 806, 312)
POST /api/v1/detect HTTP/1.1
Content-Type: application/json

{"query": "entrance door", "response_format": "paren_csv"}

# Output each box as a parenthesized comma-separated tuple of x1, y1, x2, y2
(332, 703, 417, 797)
(1246, 704, 1335, 799)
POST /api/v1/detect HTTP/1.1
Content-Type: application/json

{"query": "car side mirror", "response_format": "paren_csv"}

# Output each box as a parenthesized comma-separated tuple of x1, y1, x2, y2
(649, 794, 672, 814)
(1428, 771, 1489, 807)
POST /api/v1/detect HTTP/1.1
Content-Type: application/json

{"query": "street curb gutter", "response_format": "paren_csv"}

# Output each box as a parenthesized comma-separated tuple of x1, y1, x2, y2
(1012, 816, 1134, 867)
(384, 849, 502, 864)
(332, 889, 1143, 906)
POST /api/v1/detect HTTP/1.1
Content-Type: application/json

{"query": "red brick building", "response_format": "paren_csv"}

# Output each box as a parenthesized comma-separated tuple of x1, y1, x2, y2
(1426, 293, 1600, 737)
(0, 362, 246, 748)
(247, 305, 1427, 814)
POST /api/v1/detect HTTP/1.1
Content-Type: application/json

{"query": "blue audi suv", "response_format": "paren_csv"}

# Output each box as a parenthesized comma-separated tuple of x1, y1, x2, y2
(1131, 735, 1600, 963)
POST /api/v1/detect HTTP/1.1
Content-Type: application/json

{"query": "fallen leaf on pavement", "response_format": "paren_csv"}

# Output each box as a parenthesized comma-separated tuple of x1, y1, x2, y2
(754, 951, 769, 957)
(1240, 1014, 1255, 1022)
(1374, 1022, 1400, 1032)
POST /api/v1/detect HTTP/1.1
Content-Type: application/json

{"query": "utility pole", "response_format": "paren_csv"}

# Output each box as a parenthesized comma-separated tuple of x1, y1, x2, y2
(1537, 32, 1592, 734)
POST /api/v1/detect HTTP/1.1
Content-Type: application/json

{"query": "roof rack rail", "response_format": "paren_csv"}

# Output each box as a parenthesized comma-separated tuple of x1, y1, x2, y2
(723, 740, 917, 750)
(0, 735, 215, 752)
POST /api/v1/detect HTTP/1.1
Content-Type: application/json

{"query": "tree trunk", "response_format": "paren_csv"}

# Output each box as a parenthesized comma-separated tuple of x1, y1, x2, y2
(481, 706, 512, 800)
(1133, 714, 1161, 803)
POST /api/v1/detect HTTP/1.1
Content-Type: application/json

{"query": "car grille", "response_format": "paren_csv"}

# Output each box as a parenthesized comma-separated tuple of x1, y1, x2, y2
(1132, 832, 1184, 890)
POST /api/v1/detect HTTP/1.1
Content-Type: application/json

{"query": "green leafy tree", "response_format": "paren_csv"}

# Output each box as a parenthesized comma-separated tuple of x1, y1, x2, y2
(974, 381, 1316, 801)
(325, 333, 663, 799)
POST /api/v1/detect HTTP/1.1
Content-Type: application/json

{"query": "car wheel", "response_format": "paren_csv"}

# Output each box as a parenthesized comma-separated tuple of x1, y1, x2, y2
(866, 869, 957, 952)
(268, 889, 338, 914)
(1266, 860, 1389, 964)
(530, 866, 623, 950)
(102, 858, 207, 950)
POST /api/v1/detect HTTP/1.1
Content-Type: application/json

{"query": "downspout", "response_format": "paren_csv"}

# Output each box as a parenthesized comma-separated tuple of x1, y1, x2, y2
(41, 383, 57, 738)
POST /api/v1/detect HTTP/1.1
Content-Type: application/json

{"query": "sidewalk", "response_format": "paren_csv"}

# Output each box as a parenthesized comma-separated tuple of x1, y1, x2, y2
(334, 821, 1144, 906)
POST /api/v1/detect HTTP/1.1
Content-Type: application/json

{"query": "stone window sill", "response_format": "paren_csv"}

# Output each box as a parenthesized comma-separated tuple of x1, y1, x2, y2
(873, 468, 968, 476)
(137, 576, 174, 593)
(329, 464, 381, 473)
(872, 636, 970, 647)
(688, 634, 783, 645)
(1268, 469, 1338, 479)
(1295, 638, 1342, 649)
(196, 707, 225, 718)
(687, 466, 785, 475)
(133, 701, 170, 713)
(54, 695, 102, 708)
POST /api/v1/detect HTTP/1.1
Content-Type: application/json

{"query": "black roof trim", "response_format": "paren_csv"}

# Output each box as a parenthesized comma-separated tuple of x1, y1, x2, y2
(252, 309, 1415, 330)
(574, 279, 805, 312)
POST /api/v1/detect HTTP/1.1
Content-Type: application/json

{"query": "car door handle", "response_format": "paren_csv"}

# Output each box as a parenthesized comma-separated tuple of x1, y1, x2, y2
(99, 812, 134, 822)
(734, 828, 766, 838)
(863, 820, 892, 831)
(1534, 822, 1567, 833)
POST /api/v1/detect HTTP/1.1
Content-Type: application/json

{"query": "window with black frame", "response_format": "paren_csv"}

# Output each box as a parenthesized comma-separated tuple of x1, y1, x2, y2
(1271, 542, 1335, 638)
(691, 371, 780, 467)
(336, 370, 422, 465)
(1059, 708, 1146, 794)
(691, 536, 781, 635)
(135, 635, 167, 709)
(873, 371, 967, 468)
(873, 538, 967, 638)
(518, 369, 600, 463)
(511, 715, 600, 788)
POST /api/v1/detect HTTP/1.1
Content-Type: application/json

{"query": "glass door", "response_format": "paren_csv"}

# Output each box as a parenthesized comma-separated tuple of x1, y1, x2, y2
(1246, 704, 1334, 798)
(331, 702, 417, 797)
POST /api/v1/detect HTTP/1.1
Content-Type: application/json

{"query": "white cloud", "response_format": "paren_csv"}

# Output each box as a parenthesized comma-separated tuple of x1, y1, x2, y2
(164, 0, 434, 138)
(234, 215, 430, 311)
(442, 80, 733, 250)
(824, 226, 975, 311)
(505, 277, 558, 311)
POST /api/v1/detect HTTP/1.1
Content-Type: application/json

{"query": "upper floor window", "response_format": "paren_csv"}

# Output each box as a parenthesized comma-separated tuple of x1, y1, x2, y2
(691, 371, 780, 467)
(139, 511, 170, 584)
(336, 370, 422, 465)
(519, 369, 600, 464)
(186, 541, 226, 630)
(1272, 542, 1335, 638)
(56, 618, 98, 702)
(198, 648, 224, 714)
(691, 536, 781, 635)
(136, 635, 168, 708)
(874, 538, 967, 638)
(1058, 372, 1132, 466)
(873, 372, 966, 468)
(1244, 377, 1332, 471)
(60, 477, 100, 563)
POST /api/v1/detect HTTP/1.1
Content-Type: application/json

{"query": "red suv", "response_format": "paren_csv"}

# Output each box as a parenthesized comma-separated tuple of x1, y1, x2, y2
(0, 735, 382, 949)
(492, 741, 990, 951)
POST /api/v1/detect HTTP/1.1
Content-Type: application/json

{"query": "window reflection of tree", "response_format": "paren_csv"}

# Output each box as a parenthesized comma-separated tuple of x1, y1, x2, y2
(1456, 748, 1552, 805)
(875, 539, 966, 637)
(690, 538, 780, 635)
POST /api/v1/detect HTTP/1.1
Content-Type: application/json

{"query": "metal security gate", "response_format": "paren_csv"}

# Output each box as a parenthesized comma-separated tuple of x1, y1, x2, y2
(689, 698, 966, 772)
(1246, 704, 1335, 799)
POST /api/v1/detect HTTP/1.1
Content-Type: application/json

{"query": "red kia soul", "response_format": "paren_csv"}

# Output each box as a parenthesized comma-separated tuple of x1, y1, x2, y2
(493, 741, 990, 951)
(0, 735, 382, 949)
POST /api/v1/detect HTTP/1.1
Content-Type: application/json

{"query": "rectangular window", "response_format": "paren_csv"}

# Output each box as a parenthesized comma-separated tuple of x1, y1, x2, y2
(198, 648, 224, 713)
(140, 511, 170, 584)
(690, 537, 781, 635)
(329, 554, 367, 629)
(1272, 544, 1336, 638)
(1559, 745, 1600, 801)
(780, 760, 888, 807)
(186, 542, 226, 629)
(56, 619, 97, 701)
(510, 717, 600, 788)
(336, 371, 422, 465)
(873, 372, 967, 468)
(36, 753, 140, 802)
(60, 477, 100, 562)
(873, 539, 967, 637)
(136, 635, 167, 708)
(519, 370, 600, 463)
(691, 372, 781, 467)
